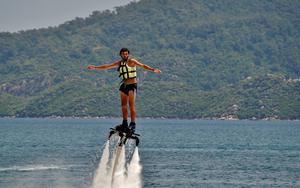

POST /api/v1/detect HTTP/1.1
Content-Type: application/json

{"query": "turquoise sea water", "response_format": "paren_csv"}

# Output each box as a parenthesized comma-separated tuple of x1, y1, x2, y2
(0, 118, 299, 188)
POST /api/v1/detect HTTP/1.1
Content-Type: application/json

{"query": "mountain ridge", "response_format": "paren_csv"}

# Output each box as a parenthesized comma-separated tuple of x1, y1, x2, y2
(0, 0, 299, 119)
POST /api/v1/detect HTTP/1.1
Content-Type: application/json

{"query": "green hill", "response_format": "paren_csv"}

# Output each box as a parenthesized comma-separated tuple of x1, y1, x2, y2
(0, 0, 299, 119)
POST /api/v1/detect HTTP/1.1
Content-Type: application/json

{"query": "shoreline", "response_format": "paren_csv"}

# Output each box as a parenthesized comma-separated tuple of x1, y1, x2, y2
(0, 116, 299, 121)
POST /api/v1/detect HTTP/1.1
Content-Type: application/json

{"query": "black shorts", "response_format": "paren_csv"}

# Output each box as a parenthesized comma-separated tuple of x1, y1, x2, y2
(119, 83, 137, 95)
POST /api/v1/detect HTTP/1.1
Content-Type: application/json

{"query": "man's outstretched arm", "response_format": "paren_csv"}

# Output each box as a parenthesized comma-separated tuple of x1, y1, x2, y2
(87, 61, 120, 70)
(132, 59, 162, 73)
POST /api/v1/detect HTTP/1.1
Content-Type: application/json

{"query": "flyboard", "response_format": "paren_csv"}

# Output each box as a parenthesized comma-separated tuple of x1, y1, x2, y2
(108, 124, 140, 185)
(108, 125, 140, 147)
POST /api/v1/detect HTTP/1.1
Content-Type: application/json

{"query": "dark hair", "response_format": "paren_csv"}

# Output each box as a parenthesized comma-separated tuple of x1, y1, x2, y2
(119, 48, 130, 55)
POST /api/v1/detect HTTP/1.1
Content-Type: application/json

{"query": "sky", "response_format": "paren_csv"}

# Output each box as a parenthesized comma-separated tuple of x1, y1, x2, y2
(0, 0, 135, 32)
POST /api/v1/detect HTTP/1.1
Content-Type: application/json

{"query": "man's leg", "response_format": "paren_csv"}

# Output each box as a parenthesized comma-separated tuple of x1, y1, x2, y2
(128, 90, 136, 131)
(120, 92, 128, 127)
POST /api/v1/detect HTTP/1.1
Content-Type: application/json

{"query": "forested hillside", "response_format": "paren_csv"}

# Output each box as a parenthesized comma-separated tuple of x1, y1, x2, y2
(0, 0, 299, 119)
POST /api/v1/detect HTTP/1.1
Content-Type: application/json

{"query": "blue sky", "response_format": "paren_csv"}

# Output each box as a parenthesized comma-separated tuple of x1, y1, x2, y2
(0, 0, 135, 32)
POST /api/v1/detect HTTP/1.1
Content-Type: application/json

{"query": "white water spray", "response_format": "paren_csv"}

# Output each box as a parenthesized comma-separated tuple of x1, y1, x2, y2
(125, 147, 142, 188)
(91, 138, 143, 188)
(111, 146, 126, 187)
(92, 141, 111, 188)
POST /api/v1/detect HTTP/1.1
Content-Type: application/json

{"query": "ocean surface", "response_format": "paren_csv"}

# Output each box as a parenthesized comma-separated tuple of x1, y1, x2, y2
(0, 118, 299, 188)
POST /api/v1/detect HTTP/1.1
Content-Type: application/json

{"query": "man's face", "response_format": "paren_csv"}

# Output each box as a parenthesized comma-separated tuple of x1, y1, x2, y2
(121, 51, 129, 60)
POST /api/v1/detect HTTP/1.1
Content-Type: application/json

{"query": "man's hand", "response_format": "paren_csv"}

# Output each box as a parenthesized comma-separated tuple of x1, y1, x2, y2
(87, 65, 96, 70)
(154, 68, 162, 74)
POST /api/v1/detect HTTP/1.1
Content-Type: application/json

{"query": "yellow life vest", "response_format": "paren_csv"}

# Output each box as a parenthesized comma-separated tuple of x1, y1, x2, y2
(118, 59, 137, 80)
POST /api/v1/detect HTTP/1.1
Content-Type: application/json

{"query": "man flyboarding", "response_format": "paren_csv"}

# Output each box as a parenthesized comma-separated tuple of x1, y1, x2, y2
(87, 48, 161, 133)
